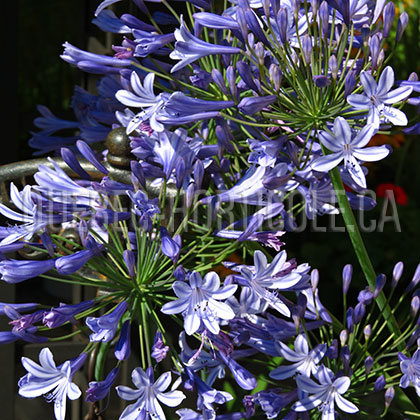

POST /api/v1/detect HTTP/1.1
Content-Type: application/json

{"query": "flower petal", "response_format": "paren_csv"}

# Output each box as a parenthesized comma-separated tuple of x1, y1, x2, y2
(347, 94, 370, 109)
(382, 86, 413, 104)
(335, 393, 359, 413)
(311, 152, 344, 172)
(161, 298, 190, 315)
(376, 66, 394, 97)
(156, 390, 186, 407)
(382, 106, 408, 126)
(318, 131, 341, 152)
(353, 146, 390, 162)
(116, 385, 143, 401)
(154, 372, 171, 392)
(334, 117, 352, 144)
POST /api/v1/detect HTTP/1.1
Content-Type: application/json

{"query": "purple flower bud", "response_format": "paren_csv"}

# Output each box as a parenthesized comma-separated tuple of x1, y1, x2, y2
(385, 386, 395, 408)
(86, 367, 119, 402)
(61, 147, 91, 179)
(123, 249, 136, 278)
(326, 339, 338, 359)
(175, 158, 186, 189)
(382, 2, 395, 38)
(254, 42, 265, 65)
(311, 269, 319, 292)
(238, 95, 277, 115)
(396, 12, 409, 43)
(353, 302, 366, 324)
(86, 300, 128, 342)
(78, 219, 88, 246)
(211, 69, 228, 95)
(342, 264, 353, 295)
(220, 158, 230, 173)
(76, 140, 109, 174)
(269, 64, 282, 92)
(193, 160, 205, 191)
(236, 7, 248, 41)
(374, 374, 386, 392)
(302, 35, 312, 65)
(369, 33, 381, 68)
(374, 274, 386, 298)
(151, 331, 169, 363)
(319, 1, 329, 38)
(408, 72, 419, 82)
(313, 75, 331, 88)
(341, 345, 351, 373)
(276, 7, 289, 44)
(185, 182, 196, 209)
(340, 329, 348, 346)
(329, 55, 338, 79)
(226, 66, 238, 100)
(311, 0, 319, 15)
(40, 232, 55, 257)
(244, 7, 269, 47)
(43, 300, 94, 328)
(365, 356, 374, 374)
(237, 61, 260, 93)
(243, 395, 256, 418)
(173, 265, 186, 281)
(344, 70, 356, 98)
(160, 227, 181, 263)
(130, 161, 146, 188)
(392, 261, 404, 287)
(411, 296, 420, 318)
(377, 49, 385, 68)
(115, 320, 131, 361)
(407, 263, 420, 292)
(364, 324, 372, 341)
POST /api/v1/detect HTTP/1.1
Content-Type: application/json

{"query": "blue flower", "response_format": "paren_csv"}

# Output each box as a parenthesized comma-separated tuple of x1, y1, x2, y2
(311, 116, 389, 188)
(151, 331, 170, 363)
(169, 17, 241, 73)
(347, 66, 413, 128)
(116, 366, 186, 420)
(43, 300, 94, 328)
(86, 301, 128, 342)
(0, 258, 56, 284)
(238, 250, 302, 317)
(18, 348, 86, 420)
(399, 349, 420, 396)
(270, 334, 326, 380)
(161, 271, 237, 335)
(86, 367, 120, 402)
(292, 366, 358, 419)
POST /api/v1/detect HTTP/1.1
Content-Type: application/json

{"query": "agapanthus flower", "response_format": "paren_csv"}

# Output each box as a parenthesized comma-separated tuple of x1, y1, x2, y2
(347, 66, 413, 128)
(86, 300, 128, 342)
(161, 271, 237, 335)
(18, 348, 86, 420)
(116, 366, 186, 420)
(86, 367, 120, 402)
(169, 17, 241, 73)
(270, 335, 326, 380)
(292, 366, 358, 419)
(312, 116, 389, 188)
(399, 349, 420, 396)
(238, 250, 302, 317)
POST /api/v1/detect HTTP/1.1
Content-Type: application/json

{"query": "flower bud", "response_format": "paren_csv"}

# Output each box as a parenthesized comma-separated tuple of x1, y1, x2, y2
(396, 11, 409, 43)
(301, 34, 312, 65)
(276, 7, 289, 44)
(211, 69, 228, 95)
(374, 274, 386, 298)
(123, 249, 136, 278)
(408, 72, 419, 82)
(329, 54, 338, 79)
(411, 296, 420, 318)
(342, 264, 353, 295)
(353, 302, 366, 324)
(326, 339, 338, 359)
(385, 386, 395, 408)
(311, 0, 319, 15)
(382, 2, 395, 38)
(269, 64, 282, 92)
(344, 70, 356, 97)
(237, 61, 259, 93)
(365, 356, 374, 374)
(226, 66, 238, 100)
(377, 49, 385, 68)
(374, 374, 386, 392)
(319, 1, 329, 38)
(340, 329, 348, 346)
(369, 33, 381, 68)
(392, 261, 404, 288)
(341, 345, 351, 373)
(115, 320, 131, 361)
(310, 269, 319, 292)
(363, 324, 372, 341)
(361, 24, 370, 45)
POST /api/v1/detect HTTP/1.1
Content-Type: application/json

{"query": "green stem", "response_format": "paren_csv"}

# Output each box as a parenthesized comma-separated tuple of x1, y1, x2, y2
(326, 160, 403, 349)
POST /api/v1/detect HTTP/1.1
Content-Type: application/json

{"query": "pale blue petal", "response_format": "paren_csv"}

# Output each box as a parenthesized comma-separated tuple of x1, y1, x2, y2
(161, 298, 190, 315)
(39, 348, 57, 370)
(334, 117, 352, 144)
(116, 385, 143, 401)
(295, 335, 309, 355)
(335, 393, 358, 413)
(277, 341, 302, 362)
(311, 152, 344, 172)
(254, 250, 267, 273)
(382, 106, 408, 126)
(350, 124, 377, 148)
(382, 86, 413, 104)
(360, 71, 377, 97)
(353, 146, 390, 162)
(173, 281, 192, 299)
(348, 157, 367, 188)
(269, 363, 299, 379)
(184, 313, 200, 335)
(318, 131, 341, 152)
(347, 94, 370, 109)
(292, 394, 323, 411)
(296, 374, 325, 393)
(154, 372, 171, 392)
(211, 284, 238, 300)
(208, 299, 235, 319)
(66, 382, 82, 400)
(202, 272, 220, 292)
(18, 377, 60, 398)
(132, 367, 149, 389)
(156, 390, 186, 407)
(376, 66, 394, 97)
(334, 376, 351, 393)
